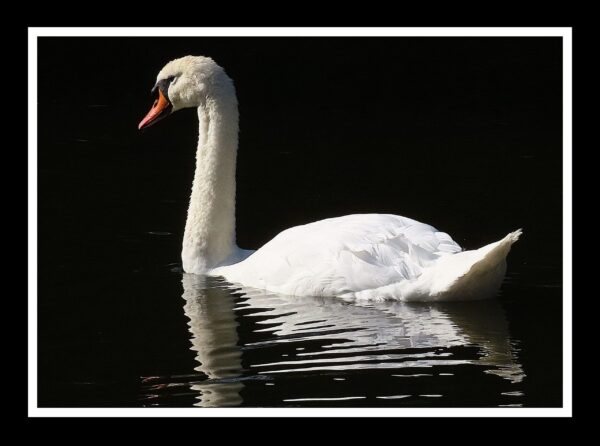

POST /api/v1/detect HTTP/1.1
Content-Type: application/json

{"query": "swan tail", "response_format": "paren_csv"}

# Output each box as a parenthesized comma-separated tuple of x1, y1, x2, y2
(414, 229, 522, 302)
(350, 229, 522, 302)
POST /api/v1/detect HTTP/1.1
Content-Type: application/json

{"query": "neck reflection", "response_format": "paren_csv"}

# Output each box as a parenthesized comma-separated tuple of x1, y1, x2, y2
(182, 274, 243, 407)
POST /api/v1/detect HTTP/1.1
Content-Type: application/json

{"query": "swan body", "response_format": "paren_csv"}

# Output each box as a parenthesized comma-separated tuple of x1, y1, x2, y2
(139, 56, 521, 302)
(213, 215, 521, 301)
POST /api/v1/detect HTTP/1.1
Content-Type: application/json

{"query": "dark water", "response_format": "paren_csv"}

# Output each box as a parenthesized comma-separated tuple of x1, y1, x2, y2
(38, 37, 563, 407)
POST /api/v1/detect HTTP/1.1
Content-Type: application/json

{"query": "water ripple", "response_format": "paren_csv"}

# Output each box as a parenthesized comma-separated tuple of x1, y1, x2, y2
(139, 275, 526, 407)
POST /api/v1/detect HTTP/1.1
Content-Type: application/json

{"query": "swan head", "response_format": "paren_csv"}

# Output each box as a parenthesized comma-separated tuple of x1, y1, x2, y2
(138, 55, 233, 130)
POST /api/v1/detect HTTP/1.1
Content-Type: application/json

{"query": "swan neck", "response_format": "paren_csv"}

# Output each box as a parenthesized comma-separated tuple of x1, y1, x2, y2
(182, 87, 238, 273)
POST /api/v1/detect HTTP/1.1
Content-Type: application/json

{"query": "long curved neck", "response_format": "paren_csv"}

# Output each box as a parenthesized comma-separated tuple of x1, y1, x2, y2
(182, 86, 239, 274)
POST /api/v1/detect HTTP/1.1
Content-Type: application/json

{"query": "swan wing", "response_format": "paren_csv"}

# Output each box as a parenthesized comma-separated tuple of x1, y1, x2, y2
(213, 214, 461, 297)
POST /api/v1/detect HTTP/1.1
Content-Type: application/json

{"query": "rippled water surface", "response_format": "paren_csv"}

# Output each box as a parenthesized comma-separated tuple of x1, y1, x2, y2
(38, 37, 563, 408)
(39, 262, 561, 407)
(146, 270, 561, 407)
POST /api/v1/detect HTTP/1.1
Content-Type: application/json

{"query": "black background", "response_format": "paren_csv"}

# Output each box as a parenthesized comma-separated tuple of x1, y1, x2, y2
(39, 37, 562, 261)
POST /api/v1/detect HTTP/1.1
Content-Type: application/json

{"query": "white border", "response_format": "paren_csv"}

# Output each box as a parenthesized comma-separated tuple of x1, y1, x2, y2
(28, 27, 573, 418)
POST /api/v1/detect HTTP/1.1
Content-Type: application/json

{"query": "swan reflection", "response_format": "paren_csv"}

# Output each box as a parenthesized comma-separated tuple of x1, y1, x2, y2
(181, 274, 524, 407)
(182, 274, 243, 407)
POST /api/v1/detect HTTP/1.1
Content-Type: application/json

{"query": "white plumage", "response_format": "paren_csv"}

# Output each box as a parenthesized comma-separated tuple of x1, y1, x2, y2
(139, 56, 522, 302)
(214, 216, 521, 301)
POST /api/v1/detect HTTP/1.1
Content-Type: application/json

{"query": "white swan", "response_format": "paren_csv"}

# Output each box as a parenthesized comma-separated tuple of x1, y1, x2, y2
(138, 55, 521, 301)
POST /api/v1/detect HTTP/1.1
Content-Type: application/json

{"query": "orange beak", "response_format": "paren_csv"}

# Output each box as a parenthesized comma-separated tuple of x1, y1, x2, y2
(138, 89, 172, 130)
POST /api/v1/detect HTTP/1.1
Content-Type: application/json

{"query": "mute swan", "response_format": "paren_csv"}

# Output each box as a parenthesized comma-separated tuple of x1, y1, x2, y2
(138, 56, 521, 301)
